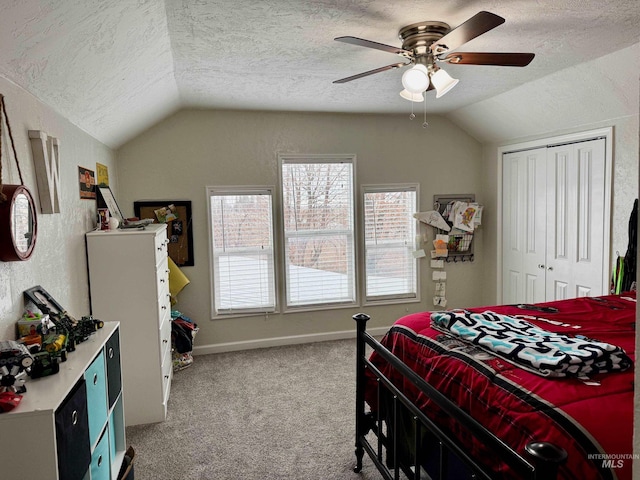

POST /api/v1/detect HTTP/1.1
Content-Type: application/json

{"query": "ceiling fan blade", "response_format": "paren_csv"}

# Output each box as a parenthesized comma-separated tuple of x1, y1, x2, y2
(335, 36, 412, 57)
(441, 52, 535, 67)
(333, 62, 409, 84)
(431, 11, 505, 54)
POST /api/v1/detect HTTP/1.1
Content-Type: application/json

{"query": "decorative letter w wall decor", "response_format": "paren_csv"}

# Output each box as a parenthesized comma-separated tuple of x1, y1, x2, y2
(29, 130, 61, 214)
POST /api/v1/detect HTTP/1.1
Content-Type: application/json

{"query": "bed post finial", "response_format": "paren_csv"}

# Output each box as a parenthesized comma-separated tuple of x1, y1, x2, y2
(353, 313, 370, 473)
(525, 442, 568, 479)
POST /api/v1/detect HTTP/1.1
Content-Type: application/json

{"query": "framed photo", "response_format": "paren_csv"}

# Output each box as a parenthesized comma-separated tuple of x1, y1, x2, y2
(134, 200, 194, 266)
(96, 186, 125, 224)
(96, 162, 109, 187)
(78, 166, 96, 199)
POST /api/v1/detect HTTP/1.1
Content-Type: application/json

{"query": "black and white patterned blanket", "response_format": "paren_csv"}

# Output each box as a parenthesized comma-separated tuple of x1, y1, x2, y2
(430, 310, 632, 377)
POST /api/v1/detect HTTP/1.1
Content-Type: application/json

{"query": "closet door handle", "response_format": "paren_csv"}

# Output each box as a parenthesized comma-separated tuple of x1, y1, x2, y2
(547, 266, 554, 271)
(538, 264, 545, 269)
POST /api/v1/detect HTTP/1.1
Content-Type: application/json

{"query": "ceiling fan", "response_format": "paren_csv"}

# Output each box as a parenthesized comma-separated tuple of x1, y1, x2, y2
(333, 11, 535, 100)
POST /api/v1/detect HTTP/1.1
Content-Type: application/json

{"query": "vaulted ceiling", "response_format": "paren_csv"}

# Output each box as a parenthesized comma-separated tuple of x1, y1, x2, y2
(1, 0, 638, 148)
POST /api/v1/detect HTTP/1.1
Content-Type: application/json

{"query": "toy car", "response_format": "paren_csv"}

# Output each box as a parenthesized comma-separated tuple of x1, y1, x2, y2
(0, 341, 34, 394)
(29, 352, 60, 379)
(0, 340, 34, 369)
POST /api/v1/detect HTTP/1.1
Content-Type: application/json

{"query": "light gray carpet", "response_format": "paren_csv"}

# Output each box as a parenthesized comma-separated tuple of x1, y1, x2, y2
(126, 339, 384, 480)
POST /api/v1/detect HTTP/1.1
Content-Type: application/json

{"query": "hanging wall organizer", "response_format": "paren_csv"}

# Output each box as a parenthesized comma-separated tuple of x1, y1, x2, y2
(432, 193, 482, 263)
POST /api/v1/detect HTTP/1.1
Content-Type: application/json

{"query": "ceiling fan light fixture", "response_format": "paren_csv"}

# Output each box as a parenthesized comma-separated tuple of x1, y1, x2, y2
(431, 68, 459, 98)
(399, 89, 424, 102)
(401, 64, 430, 93)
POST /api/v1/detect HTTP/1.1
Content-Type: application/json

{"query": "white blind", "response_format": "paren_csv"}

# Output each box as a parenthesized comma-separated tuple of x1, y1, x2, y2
(364, 187, 417, 301)
(281, 159, 356, 307)
(209, 189, 276, 314)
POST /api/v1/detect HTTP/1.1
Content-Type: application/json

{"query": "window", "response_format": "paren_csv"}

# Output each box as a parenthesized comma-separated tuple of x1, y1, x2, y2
(363, 185, 418, 302)
(280, 155, 356, 308)
(208, 187, 276, 315)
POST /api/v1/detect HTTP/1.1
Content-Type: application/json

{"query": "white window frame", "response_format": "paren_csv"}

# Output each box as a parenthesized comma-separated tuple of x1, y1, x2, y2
(362, 183, 420, 305)
(279, 154, 358, 311)
(207, 185, 278, 318)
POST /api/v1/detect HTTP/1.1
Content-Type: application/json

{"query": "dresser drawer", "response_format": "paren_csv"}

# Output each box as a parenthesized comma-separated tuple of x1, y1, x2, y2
(85, 351, 108, 447)
(55, 379, 91, 480)
(160, 315, 172, 364)
(161, 349, 173, 407)
(154, 230, 168, 265)
(156, 263, 170, 299)
(158, 284, 171, 325)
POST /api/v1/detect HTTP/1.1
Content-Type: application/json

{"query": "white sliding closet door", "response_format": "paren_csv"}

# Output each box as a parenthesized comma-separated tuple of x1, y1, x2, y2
(502, 137, 608, 304)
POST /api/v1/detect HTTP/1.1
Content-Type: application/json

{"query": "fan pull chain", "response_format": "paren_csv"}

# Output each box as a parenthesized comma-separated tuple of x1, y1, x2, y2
(409, 100, 415, 120)
(423, 94, 429, 128)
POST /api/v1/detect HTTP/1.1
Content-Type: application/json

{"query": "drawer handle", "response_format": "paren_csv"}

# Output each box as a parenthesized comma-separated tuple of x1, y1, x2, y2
(163, 339, 168, 344)
(108, 347, 114, 359)
(72, 410, 78, 425)
(164, 375, 170, 379)
(98, 455, 103, 467)
(162, 305, 167, 310)
(93, 373, 98, 385)
(160, 278, 166, 283)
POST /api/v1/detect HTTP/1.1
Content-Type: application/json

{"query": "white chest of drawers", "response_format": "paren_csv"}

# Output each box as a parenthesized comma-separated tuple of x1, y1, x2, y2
(86, 224, 172, 425)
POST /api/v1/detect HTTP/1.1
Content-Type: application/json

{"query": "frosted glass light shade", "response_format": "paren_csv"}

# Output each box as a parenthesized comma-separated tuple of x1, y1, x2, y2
(401, 64, 430, 93)
(431, 68, 459, 98)
(399, 89, 424, 102)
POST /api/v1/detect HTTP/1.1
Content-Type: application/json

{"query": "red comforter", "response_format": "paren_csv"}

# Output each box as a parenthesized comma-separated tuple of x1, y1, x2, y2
(367, 293, 636, 480)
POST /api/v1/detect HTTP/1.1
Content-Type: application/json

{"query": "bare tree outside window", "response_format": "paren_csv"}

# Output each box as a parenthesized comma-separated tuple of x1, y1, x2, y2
(281, 158, 356, 307)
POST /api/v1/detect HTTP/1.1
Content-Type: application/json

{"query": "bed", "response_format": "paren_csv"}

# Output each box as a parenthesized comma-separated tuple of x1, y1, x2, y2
(353, 292, 635, 480)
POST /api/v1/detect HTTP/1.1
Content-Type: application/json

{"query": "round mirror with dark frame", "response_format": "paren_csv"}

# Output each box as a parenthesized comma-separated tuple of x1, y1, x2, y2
(0, 184, 38, 261)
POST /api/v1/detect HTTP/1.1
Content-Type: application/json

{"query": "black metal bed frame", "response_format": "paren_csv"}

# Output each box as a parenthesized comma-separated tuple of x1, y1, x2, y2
(353, 313, 568, 480)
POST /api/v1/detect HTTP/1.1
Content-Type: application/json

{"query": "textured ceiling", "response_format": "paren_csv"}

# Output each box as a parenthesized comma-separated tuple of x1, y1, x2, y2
(0, 0, 638, 148)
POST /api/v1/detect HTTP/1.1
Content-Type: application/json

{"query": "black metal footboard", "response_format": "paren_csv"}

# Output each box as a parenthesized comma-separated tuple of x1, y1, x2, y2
(353, 313, 568, 480)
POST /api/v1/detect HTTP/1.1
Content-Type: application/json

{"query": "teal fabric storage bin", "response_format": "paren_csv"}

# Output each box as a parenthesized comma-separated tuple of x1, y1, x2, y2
(91, 429, 111, 480)
(85, 350, 108, 447)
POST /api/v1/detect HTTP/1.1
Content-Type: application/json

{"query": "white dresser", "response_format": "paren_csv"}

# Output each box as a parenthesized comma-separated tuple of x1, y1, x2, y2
(86, 224, 172, 426)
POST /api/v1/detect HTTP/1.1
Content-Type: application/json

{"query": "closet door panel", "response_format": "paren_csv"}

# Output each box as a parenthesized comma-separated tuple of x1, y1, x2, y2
(546, 146, 573, 300)
(502, 148, 547, 304)
(546, 139, 606, 299)
(574, 140, 606, 295)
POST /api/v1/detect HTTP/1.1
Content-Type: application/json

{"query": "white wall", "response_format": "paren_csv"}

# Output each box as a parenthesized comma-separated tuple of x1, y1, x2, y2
(116, 110, 485, 350)
(0, 76, 117, 340)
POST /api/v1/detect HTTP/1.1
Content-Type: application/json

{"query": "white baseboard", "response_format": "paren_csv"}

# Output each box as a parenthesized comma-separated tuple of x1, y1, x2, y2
(192, 326, 391, 356)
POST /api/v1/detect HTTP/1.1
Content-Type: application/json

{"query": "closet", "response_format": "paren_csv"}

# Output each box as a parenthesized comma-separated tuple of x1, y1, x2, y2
(501, 132, 610, 304)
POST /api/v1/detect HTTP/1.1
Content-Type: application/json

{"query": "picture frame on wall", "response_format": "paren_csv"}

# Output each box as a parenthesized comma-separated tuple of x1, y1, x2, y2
(78, 166, 96, 199)
(134, 200, 194, 266)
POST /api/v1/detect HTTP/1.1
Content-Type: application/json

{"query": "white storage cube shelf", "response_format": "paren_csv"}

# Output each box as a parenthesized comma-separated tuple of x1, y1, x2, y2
(0, 323, 126, 480)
